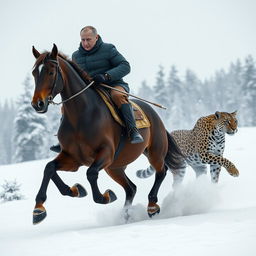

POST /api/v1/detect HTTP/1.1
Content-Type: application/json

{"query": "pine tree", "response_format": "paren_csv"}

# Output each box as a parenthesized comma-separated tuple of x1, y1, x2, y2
(13, 75, 48, 162)
(225, 60, 243, 119)
(166, 65, 186, 129)
(153, 65, 169, 122)
(184, 69, 204, 127)
(138, 80, 154, 102)
(0, 100, 16, 165)
(216, 70, 226, 109)
(241, 55, 256, 126)
(44, 105, 62, 158)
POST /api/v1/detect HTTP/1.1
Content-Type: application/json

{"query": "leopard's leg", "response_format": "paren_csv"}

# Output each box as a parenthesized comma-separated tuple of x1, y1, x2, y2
(172, 167, 186, 188)
(191, 164, 207, 178)
(200, 152, 239, 177)
(210, 164, 221, 183)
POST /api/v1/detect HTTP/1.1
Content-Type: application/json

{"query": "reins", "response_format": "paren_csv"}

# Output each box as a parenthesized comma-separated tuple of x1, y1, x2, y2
(99, 83, 167, 109)
(48, 80, 95, 105)
(47, 59, 166, 109)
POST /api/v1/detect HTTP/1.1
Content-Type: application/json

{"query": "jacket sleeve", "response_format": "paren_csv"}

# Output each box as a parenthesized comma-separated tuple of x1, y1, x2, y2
(71, 52, 77, 63)
(106, 46, 131, 81)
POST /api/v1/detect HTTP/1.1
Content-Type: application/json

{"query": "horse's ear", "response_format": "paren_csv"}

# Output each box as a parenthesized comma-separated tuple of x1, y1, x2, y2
(215, 111, 221, 119)
(32, 46, 40, 59)
(50, 43, 58, 59)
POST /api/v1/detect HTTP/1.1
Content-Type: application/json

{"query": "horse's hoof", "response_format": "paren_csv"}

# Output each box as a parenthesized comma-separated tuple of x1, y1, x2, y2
(33, 208, 47, 225)
(103, 189, 117, 203)
(147, 203, 160, 218)
(72, 183, 88, 198)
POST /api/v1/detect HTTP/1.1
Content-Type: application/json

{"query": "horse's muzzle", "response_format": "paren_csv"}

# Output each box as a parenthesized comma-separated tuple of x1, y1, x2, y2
(31, 98, 49, 113)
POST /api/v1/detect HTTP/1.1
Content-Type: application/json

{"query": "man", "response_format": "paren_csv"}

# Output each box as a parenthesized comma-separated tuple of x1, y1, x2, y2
(50, 26, 143, 153)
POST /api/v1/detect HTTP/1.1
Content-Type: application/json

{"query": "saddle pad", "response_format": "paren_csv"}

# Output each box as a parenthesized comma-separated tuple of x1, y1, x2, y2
(96, 89, 150, 129)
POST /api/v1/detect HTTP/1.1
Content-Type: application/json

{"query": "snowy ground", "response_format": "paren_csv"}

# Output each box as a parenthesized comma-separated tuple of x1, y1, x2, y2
(0, 127, 256, 256)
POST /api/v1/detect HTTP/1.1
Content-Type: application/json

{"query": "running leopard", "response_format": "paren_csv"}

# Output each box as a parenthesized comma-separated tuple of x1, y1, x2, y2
(137, 111, 239, 185)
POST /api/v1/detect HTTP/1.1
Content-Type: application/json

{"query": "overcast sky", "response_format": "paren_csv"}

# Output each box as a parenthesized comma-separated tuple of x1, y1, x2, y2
(1, 0, 256, 101)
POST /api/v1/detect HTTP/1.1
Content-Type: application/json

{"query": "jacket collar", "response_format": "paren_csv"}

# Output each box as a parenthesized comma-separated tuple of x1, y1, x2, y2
(78, 35, 103, 55)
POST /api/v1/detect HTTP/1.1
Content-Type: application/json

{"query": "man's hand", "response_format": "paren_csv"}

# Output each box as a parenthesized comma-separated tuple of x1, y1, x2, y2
(93, 73, 110, 83)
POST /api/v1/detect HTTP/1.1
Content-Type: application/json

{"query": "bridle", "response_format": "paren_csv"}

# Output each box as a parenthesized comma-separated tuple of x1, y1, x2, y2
(46, 58, 95, 106)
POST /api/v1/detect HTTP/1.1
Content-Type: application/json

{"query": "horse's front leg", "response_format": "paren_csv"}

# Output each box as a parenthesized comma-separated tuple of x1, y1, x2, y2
(33, 160, 59, 224)
(33, 153, 87, 225)
(86, 148, 117, 204)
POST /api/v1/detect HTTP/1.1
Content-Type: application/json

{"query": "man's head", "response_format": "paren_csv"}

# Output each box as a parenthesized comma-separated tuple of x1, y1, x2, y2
(80, 26, 98, 51)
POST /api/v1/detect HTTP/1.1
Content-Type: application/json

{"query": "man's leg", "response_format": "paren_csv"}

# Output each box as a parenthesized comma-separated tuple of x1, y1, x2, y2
(111, 86, 144, 144)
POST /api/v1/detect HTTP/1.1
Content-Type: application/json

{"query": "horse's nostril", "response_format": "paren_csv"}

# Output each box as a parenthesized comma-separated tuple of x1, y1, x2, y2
(38, 100, 44, 108)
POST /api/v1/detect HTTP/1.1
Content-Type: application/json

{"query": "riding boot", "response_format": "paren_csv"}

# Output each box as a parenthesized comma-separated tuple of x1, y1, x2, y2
(50, 143, 61, 153)
(120, 103, 144, 144)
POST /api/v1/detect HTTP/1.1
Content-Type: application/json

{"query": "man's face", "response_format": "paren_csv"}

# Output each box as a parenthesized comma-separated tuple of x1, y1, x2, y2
(80, 30, 98, 51)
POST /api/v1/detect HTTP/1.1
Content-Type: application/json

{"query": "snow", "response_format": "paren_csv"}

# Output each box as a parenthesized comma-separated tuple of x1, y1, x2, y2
(0, 127, 256, 256)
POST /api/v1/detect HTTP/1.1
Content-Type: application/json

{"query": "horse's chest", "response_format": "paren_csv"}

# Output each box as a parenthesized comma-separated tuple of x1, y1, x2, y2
(58, 126, 99, 164)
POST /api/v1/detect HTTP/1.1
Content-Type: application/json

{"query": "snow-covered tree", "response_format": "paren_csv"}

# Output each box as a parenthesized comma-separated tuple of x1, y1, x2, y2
(44, 104, 62, 158)
(240, 55, 256, 126)
(12, 75, 48, 162)
(184, 69, 204, 127)
(167, 65, 186, 129)
(0, 180, 24, 202)
(0, 100, 16, 165)
(138, 80, 154, 102)
(225, 60, 243, 114)
(153, 65, 169, 121)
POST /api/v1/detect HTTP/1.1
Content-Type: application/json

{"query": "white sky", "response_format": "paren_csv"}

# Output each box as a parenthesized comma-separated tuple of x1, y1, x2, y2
(1, 0, 256, 101)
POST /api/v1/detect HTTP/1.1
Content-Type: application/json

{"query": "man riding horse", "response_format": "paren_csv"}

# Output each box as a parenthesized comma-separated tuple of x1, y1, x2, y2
(50, 26, 143, 152)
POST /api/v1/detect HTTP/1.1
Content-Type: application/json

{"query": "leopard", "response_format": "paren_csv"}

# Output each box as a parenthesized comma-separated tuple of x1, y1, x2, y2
(136, 111, 239, 185)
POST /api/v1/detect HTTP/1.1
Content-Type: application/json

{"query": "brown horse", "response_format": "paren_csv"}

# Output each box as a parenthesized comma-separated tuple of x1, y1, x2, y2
(31, 44, 184, 225)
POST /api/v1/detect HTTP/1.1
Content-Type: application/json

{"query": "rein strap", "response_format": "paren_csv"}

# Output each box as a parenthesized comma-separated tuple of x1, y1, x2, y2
(48, 81, 95, 105)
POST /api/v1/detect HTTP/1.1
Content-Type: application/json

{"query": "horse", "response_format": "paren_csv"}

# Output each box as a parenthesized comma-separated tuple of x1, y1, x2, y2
(31, 44, 184, 225)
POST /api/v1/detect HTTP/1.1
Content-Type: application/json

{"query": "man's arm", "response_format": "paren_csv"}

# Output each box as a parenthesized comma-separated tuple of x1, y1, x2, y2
(106, 46, 131, 81)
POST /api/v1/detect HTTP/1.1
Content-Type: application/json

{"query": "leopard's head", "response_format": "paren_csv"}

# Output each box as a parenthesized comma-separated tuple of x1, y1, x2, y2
(214, 111, 238, 135)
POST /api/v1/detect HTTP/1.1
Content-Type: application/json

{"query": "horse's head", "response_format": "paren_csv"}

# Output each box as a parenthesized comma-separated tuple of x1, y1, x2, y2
(31, 44, 63, 113)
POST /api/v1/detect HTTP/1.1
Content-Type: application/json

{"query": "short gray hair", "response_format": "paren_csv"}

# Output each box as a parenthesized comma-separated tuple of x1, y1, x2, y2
(80, 26, 98, 35)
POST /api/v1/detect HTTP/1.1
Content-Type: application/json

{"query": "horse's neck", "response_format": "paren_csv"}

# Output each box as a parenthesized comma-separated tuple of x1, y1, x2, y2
(60, 64, 102, 120)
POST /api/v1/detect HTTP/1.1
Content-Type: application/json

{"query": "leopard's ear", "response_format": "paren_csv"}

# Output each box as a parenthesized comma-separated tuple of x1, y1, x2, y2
(231, 110, 237, 116)
(215, 111, 221, 119)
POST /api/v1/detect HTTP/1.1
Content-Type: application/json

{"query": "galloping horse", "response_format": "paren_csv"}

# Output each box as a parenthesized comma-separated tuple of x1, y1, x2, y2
(31, 44, 184, 224)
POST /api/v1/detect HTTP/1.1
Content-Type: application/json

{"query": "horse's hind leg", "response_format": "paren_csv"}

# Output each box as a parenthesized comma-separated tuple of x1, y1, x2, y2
(147, 161, 167, 217)
(86, 148, 118, 204)
(105, 166, 137, 222)
(105, 166, 137, 207)
(144, 139, 168, 217)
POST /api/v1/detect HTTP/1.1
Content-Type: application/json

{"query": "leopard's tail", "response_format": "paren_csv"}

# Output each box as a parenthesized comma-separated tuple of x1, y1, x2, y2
(136, 165, 155, 179)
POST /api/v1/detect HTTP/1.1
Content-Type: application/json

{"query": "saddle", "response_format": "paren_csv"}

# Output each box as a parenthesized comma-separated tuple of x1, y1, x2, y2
(96, 88, 150, 129)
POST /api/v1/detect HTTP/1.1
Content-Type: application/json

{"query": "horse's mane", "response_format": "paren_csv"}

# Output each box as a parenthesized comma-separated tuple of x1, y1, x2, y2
(57, 53, 92, 83)
(34, 51, 92, 84)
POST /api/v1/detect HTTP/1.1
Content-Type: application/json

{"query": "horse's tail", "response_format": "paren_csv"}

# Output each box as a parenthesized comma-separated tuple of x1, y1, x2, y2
(164, 130, 185, 170)
(136, 130, 185, 179)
